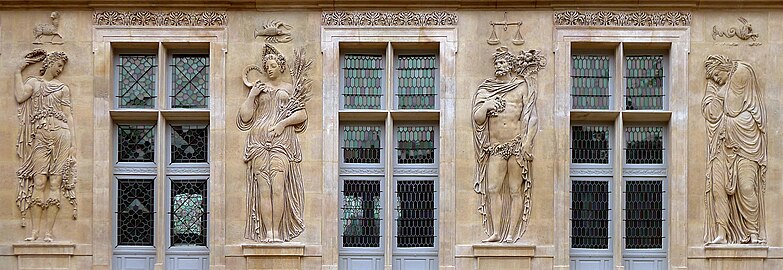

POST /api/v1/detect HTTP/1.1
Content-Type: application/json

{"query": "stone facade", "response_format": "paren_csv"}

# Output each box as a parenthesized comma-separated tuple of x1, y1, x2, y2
(0, 2, 782, 270)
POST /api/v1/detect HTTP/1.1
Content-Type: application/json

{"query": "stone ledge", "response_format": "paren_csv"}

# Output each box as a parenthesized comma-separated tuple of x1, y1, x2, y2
(13, 242, 76, 255)
(241, 243, 305, 257)
(704, 244, 769, 259)
(471, 243, 535, 257)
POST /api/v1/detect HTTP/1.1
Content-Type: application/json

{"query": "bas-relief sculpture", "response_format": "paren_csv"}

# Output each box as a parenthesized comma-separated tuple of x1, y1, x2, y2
(703, 55, 767, 245)
(321, 10, 457, 26)
(238, 44, 312, 242)
(473, 47, 545, 243)
(14, 49, 78, 242)
(553, 10, 691, 26)
(33, 12, 63, 45)
(93, 10, 227, 26)
(487, 12, 524, 46)
(712, 17, 759, 41)
(255, 20, 292, 43)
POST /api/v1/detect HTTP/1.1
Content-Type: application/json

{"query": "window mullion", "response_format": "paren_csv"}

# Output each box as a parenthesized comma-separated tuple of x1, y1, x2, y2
(612, 115, 624, 263)
(614, 43, 624, 111)
(384, 112, 393, 265)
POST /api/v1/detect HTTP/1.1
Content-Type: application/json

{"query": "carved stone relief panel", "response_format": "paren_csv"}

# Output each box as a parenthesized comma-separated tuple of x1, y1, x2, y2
(487, 12, 524, 46)
(93, 10, 226, 26)
(14, 49, 78, 242)
(321, 11, 457, 26)
(33, 12, 63, 45)
(554, 10, 691, 27)
(712, 17, 761, 46)
(472, 47, 546, 243)
(255, 20, 292, 43)
(703, 55, 767, 245)
(237, 44, 312, 242)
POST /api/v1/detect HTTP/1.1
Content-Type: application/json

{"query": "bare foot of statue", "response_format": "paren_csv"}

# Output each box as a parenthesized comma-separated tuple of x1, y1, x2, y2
(43, 233, 54, 242)
(502, 236, 515, 243)
(24, 230, 39, 241)
(750, 233, 764, 244)
(709, 235, 727, 244)
(481, 234, 501, 243)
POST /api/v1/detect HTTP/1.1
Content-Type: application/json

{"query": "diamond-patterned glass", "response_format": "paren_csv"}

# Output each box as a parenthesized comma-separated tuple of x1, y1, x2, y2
(118, 55, 157, 108)
(396, 180, 436, 248)
(571, 125, 611, 164)
(171, 55, 209, 108)
(341, 180, 382, 248)
(396, 55, 437, 109)
(118, 124, 155, 162)
(342, 125, 382, 164)
(117, 178, 155, 246)
(343, 54, 384, 109)
(571, 180, 610, 249)
(625, 180, 664, 249)
(396, 126, 435, 164)
(625, 55, 665, 110)
(171, 124, 208, 163)
(170, 179, 208, 246)
(625, 126, 664, 164)
(572, 55, 611, 110)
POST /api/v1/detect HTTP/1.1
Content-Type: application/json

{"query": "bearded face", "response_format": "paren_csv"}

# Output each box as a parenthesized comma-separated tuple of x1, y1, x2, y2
(494, 57, 512, 77)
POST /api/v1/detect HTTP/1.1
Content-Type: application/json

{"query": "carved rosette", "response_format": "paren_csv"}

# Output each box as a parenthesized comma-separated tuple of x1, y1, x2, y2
(322, 11, 457, 26)
(554, 10, 691, 27)
(93, 10, 226, 26)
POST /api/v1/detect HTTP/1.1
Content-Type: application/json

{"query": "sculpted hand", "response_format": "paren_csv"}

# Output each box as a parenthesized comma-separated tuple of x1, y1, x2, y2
(18, 59, 36, 71)
(249, 82, 266, 96)
(269, 123, 285, 137)
(484, 98, 499, 115)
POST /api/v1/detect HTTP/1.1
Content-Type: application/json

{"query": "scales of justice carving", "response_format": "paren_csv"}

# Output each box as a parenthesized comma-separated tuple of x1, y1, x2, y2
(238, 44, 312, 242)
(712, 17, 759, 41)
(254, 20, 293, 43)
(703, 55, 766, 245)
(33, 12, 64, 45)
(473, 46, 545, 243)
(14, 49, 78, 242)
(487, 12, 525, 46)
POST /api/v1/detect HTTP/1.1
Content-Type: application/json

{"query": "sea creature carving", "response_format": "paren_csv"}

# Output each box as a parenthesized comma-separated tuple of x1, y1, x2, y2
(254, 20, 293, 43)
(712, 17, 758, 41)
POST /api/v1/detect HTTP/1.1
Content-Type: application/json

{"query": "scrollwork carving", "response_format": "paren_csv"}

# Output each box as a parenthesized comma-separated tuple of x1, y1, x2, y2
(554, 10, 691, 27)
(321, 11, 457, 26)
(93, 10, 226, 26)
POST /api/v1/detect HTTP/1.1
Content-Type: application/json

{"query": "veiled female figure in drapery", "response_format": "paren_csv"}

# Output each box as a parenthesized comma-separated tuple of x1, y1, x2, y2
(14, 49, 78, 242)
(238, 45, 311, 242)
(703, 55, 766, 245)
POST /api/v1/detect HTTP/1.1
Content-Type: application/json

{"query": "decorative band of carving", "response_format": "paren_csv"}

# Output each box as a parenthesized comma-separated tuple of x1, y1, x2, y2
(554, 11, 691, 27)
(94, 11, 227, 26)
(167, 167, 210, 175)
(114, 166, 157, 175)
(570, 168, 613, 176)
(339, 168, 385, 175)
(322, 11, 457, 26)
(393, 168, 439, 176)
(623, 168, 667, 176)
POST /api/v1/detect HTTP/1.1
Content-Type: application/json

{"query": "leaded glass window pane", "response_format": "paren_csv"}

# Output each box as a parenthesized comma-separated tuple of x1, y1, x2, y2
(571, 180, 610, 249)
(396, 126, 435, 164)
(118, 124, 155, 162)
(171, 124, 208, 163)
(118, 55, 157, 108)
(571, 125, 611, 164)
(572, 55, 611, 110)
(341, 180, 382, 248)
(343, 54, 384, 109)
(342, 125, 382, 164)
(117, 178, 155, 246)
(396, 180, 436, 248)
(170, 180, 208, 246)
(171, 55, 209, 108)
(625, 55, 665, 110)
(624, 126, 664, 164)
(625, 180, 664, 249)
(396, 55, 437, 109)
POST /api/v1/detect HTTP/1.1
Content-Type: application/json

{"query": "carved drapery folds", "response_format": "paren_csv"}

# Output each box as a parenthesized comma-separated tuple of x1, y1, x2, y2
(554, 10, 691, 27)
(322, 11, 457, 26)
(93, 10, 227, 26)
(14, 49, 78, 242)
(472, 47, 545, 243)
(703, 55, 767, 245)
(238, 44, 312, 242)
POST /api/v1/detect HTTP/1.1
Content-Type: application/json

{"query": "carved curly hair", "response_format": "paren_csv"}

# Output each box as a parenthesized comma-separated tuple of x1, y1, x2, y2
(39, 51, 68, 76)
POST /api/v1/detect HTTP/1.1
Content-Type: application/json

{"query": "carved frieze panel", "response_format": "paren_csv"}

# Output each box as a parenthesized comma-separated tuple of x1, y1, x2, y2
(93, 10, 227, 26)
(33, 12, 64, 44)
(554, 10, 691, 27)
(322, 11, 457, 26)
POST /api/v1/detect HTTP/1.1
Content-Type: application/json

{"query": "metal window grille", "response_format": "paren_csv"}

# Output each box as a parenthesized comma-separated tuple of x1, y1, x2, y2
(624, 126, 664, 164)
(395, 180, 436, 248)
(341, 180, 382, 248)
(396, 55, 437, 109)
(171, 55, 209, 109)
(571, 180, 610, 249)
(625, 55, 665, 110)
(343, 54, 384, 109)
(624, 180, 664, 249)
(117, 178, 155, 246)
(171, 124, 208, 163)
(118, 124, 156, 162)
(396, 126, 435, 164)
(170, 179, 208, 246)
(571, 55, 611, 110)
(571, 125, 611, 164)
(342, 126, 382, 164)
(117, 55, 157, 108)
